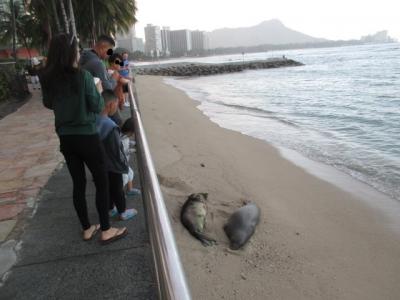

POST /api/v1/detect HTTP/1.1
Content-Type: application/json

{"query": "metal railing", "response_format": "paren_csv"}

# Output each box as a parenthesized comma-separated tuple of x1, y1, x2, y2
(127, 83, 191, 300)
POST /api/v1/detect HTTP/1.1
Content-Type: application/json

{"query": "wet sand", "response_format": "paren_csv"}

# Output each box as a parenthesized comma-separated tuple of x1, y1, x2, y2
(136, 75, 400, 300)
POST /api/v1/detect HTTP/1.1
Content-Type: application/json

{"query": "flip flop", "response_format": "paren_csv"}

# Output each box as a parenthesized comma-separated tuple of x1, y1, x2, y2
(99, 228, 128, 245)
(83, 224, 100, 241)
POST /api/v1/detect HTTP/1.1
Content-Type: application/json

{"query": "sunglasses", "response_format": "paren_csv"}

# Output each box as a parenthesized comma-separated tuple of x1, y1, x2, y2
(114, 60, 124, 67)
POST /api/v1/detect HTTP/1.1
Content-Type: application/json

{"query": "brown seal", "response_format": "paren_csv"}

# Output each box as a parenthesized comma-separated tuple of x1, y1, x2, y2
(180, 193, 217, 246)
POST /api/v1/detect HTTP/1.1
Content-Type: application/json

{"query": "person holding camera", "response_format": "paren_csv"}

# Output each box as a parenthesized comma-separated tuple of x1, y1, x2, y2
(80, 35, 123, 126)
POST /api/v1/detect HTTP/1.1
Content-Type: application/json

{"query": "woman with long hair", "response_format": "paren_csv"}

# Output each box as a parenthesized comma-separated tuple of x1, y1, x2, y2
(40, 33, 127, 244)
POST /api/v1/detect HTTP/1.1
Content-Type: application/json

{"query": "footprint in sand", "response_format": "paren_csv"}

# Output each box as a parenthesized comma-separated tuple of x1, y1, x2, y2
(157, 174, 191, 191)
(216, 208, 230, 218)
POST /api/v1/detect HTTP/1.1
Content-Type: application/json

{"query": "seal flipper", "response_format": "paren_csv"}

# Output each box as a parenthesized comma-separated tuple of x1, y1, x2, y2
(192, 231, 217, 247)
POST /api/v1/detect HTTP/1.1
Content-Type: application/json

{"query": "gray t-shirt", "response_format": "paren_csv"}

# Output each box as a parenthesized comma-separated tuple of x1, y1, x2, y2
(79, 50, 116, 91)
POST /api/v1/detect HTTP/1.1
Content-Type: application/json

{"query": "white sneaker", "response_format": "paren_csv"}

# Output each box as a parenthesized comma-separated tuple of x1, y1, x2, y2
(123, 102, 130, 107)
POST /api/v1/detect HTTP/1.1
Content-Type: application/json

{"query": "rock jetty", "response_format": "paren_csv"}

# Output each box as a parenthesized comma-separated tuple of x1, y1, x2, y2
(135, 59, 303, 77)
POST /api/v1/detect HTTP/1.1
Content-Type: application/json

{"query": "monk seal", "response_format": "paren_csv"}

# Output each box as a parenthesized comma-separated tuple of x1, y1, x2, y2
(180, 193, 217, 246)
(224, 202, 260, 250)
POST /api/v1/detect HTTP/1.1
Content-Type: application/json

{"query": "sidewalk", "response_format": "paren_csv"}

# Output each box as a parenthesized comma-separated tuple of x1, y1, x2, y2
(0, 93, 157, 299)
(0, 163, 157, 299)
(0, 90, 62, 242)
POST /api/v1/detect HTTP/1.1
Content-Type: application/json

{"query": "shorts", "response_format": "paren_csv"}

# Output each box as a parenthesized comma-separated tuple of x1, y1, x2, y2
(122, 167, 134, 186)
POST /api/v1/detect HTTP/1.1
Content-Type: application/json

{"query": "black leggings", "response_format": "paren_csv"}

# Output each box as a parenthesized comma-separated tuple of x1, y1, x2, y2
(59, 134, 110, 231)
(108, 172, 126, 213)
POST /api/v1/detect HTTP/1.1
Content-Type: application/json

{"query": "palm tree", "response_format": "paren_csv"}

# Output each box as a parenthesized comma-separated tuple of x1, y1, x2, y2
(74, 0, 137, 44)
(2, 0, 138, 52)
(51, 0, 62, 33)
(58, 0, 69, 34)
(67, 0, 76, 38)
(26, 0, 54, 50)
(0, 1, 35, 58)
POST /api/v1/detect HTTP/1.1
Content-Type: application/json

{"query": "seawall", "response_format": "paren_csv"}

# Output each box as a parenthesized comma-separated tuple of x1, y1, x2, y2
(135, 59, 303, 76)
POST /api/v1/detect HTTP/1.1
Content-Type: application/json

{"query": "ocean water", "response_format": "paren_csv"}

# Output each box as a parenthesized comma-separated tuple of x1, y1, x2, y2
(162, 43, 400, 201)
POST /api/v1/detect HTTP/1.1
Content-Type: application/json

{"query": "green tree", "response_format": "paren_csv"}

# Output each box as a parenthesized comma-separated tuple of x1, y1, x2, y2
(50, 0, 61, 33)
(58, 0, 69, 33)
(0, 1, 39, 57)
(27, 0, 55, 51)
(1, 0, 137, 53)
(74, 0, 137, 44)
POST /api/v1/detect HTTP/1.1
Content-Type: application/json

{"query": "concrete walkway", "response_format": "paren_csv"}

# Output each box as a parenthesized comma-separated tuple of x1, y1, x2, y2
(0, 90, 62, 241)
(0, 93, 158, 299)
(0, 163, 157, 299)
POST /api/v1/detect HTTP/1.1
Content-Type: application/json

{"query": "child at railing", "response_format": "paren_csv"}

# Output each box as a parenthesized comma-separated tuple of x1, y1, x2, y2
(120, 118, 141, 196)
(107, 53, 130, 110)
(96, 90, 137, 220)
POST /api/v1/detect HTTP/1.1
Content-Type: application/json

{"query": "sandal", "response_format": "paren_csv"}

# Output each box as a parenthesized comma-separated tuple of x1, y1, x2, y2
(83, 224, 100, 241)
(99, 227, 128, 245)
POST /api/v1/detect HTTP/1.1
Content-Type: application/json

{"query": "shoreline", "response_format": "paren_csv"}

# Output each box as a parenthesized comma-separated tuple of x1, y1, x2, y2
(162, 77, 400, 227)
(277, 146, 400, 230)
(136, 75, 400, 299)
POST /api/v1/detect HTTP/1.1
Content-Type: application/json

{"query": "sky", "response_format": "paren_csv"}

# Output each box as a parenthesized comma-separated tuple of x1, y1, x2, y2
(134, 0, 400, 41)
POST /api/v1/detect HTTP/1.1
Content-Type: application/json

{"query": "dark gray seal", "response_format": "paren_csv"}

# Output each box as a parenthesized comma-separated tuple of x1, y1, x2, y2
(224, 202, 260, 250)
(180, 193, 217, 246)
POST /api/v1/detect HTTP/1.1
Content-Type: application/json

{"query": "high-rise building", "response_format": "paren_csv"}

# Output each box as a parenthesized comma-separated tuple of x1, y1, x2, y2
(160, 27, 171, 57)
(116, 26, 137, 53)
(190, 30, 206, 55)
(144, 24, 162, 57)
(132, 37, 145, 52)
(169, 29, 192, 57)
(204, 33, 210, 50)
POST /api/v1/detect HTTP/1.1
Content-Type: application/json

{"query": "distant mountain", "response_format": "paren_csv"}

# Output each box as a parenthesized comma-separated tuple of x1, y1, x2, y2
(206, 19, 328, 49)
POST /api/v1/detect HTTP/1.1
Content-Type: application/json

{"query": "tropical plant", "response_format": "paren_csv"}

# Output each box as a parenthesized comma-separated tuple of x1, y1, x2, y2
(58, 0, 69, 33)
(1, 0, 137, 52)
(0, 1, 39, 56)
(0, 70, 11, 102)
(67, 0, 77, 38)
(74, 0, 137, 44)
(26, 0, 55, 51)
(50, 0, 61, 32)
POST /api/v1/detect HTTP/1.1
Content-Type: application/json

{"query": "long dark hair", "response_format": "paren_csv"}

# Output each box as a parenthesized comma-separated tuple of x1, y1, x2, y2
(40, 33, 80, 94)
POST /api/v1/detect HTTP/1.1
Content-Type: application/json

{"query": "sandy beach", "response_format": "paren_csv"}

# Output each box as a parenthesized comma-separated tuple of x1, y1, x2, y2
(136, 75, 400, 300)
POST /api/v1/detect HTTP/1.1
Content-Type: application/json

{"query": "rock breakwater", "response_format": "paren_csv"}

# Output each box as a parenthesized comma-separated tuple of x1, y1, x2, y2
(135, 59, 303, 77)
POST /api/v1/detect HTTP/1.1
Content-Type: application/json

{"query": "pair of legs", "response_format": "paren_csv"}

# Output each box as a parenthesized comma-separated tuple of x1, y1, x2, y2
(126, 180, 140, 195)
(123, 167, 141, 196)
(31, 75, 40, 90)
(59, 134, 127, 242)
(108, 171, 137, 220)
(122, 82, 131, 107)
